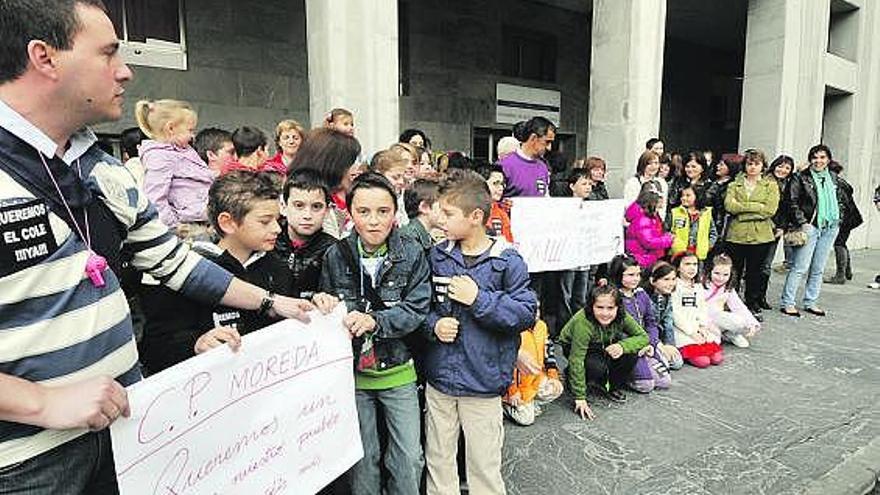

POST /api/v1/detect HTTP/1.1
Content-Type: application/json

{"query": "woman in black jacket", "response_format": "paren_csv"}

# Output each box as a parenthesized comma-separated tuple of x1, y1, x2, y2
(763, 155, 796, 280)
(824, 161, 863, 284)
(703, 153, 743, 256)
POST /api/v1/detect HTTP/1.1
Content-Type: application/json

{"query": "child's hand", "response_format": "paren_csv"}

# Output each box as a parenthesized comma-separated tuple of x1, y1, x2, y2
(605, 343, 624, 360)
(516, 350, 542, 375)
(637, 345, 653, 357)
(344, 311, 376, 337)
(311, 292, 339, 314)
(434, 317, 460, 343)
(574, 399, 596, 420)
(195, 326, 241, 354)
(270, 296, 314, 323)
(660, 344, 680, 363)
(448, 276, 479, 306)
(507, 392, 522, 407)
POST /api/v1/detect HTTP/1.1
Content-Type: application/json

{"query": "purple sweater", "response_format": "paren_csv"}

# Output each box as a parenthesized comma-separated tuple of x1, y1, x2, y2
(141, 140, 216, 228)
(499, 150, 550, 197)
(622, 288, 659, 382)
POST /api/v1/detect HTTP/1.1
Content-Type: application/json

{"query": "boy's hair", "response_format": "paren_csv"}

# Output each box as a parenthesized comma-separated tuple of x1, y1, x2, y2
(290, 128, 361, 191)
(703, 253, 736, 290)
(120, 127, 146, 159)
(325, 108, 353, 125)
(439, 170, 491, 221)
(232, 126, 268, 158)
(345, 172, 398, 213)
(274, 119, 305, 149)
(404, 179, 440, 220)
(208, 171, 279, 237)
(0, 0, 107, 84)
(194, 127, 232, 164)
(476, 163, 505, 182)
(370, 149, 409, 174)
(608, 254, 642, 289)
(584, 284, 625, 327)
(283, 168, 331, 204)
(567, 167, 591, 186)
(135, 99, 196, 141)
(635, 150, 659, 177)
(398, 129, 427, 146)
(635, 181, 662, 216)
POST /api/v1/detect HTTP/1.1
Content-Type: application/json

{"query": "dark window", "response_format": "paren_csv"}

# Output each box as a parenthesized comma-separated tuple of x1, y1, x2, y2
(105, 0, 182, 44)
(502, 26, 557, 83)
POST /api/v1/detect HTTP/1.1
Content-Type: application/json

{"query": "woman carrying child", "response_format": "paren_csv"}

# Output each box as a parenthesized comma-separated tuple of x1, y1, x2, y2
(137, 99, 215, 236)
(559, 285, 649, 420)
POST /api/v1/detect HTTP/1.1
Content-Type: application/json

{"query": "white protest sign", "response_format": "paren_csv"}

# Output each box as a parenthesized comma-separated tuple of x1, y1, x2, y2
(111, 305, 362, 495)
(510, 198, 625, 272)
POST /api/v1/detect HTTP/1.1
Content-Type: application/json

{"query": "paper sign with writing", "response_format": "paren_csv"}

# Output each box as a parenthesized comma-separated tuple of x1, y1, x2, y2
(111, 306, 362, 495)
(510, 198, 626, 272)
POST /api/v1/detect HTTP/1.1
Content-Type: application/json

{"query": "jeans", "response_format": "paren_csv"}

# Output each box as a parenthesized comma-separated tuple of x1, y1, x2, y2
(780, 223, 840, 308)
(350, 382, 423, 495)
(0, 430, 118, 494)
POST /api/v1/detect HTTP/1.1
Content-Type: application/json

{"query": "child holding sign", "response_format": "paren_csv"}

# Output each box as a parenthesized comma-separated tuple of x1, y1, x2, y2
(423, 170, 536, 495)
(317, 173, 431, 495)
(138, 171, 292, 374)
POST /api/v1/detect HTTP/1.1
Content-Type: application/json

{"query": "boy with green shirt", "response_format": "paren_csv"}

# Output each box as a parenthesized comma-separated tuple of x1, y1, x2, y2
(316, 172, 431, 495)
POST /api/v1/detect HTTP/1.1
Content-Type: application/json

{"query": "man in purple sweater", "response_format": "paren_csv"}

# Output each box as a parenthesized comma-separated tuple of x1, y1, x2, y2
(499, 117, 556, 198)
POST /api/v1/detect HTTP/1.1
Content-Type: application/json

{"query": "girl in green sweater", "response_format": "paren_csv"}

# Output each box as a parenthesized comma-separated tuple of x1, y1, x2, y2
(559, 285, 649, 420)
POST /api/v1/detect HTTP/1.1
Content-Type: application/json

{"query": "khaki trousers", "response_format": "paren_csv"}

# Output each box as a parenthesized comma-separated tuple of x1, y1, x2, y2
(424, 384, 505, 495)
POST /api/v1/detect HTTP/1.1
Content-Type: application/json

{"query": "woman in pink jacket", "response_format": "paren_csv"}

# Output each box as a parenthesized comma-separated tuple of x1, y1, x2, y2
(625, 182, 673, 269)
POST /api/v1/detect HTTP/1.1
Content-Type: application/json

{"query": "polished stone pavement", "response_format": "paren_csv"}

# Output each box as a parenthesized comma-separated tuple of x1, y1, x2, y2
(501, 249, 880, 495)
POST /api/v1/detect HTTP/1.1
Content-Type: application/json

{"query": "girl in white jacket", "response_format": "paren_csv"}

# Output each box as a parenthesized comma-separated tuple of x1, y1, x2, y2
(671, 253, 724, 368)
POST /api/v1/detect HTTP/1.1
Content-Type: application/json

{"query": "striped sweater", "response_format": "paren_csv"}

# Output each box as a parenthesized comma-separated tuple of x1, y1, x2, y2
(0, 105, 233, 467)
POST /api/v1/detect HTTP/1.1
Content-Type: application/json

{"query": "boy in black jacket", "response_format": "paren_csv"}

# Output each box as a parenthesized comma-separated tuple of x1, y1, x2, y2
(275, 168, 338, 299)
(138, 171, 292, 374)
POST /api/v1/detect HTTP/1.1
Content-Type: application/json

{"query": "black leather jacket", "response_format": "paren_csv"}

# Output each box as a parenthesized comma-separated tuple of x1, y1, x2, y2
(787, 168, 846, 229)
(274, 223, 338, 299)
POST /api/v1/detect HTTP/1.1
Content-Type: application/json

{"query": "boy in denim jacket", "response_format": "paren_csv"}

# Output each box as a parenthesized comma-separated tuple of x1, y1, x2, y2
(316, 173, 431, 495)
(423, 171, 537, 495)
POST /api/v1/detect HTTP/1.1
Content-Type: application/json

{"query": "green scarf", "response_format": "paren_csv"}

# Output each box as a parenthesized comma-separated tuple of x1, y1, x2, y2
(810, 167, 840, 228)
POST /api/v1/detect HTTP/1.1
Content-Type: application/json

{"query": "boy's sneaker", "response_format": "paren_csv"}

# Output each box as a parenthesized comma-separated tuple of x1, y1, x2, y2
(729, 334, 750, 348)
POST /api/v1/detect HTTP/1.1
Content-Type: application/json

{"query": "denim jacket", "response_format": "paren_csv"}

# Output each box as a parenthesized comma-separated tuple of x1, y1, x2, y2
(319, 229, 431, 371)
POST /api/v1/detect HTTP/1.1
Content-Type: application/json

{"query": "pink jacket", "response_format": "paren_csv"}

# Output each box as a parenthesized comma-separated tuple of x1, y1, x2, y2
(625, 202, 673, 268)
(141, 140, 216, 228)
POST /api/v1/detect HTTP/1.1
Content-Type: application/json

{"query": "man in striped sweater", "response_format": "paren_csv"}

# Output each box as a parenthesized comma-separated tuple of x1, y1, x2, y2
(0, 1, 313, 492)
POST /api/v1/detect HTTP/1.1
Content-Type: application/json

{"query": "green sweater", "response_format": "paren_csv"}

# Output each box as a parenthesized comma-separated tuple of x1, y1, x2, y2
(559, 310, 649, 400)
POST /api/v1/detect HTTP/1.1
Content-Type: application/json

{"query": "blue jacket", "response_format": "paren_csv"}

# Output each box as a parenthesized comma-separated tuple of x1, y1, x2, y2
(423, 238, 537, 397)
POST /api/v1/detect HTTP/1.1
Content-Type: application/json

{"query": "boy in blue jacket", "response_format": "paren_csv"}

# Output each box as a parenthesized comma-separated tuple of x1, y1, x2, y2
(423, 170, 537, 495)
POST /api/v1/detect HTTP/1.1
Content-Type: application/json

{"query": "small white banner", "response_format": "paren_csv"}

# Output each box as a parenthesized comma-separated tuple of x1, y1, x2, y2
(111, 305, 361, 495)
(511, 198, 625, 272)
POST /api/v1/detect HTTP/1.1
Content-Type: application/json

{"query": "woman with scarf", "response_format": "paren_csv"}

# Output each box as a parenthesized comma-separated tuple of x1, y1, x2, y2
(779, 145, 845, 317)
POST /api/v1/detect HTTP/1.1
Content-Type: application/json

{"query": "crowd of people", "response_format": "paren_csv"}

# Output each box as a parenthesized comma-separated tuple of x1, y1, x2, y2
(0, 2, 876, 495)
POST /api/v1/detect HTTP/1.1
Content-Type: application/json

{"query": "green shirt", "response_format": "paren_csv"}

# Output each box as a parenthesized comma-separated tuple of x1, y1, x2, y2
(558, 310, 649, 400)
(355, 360, 418, 390)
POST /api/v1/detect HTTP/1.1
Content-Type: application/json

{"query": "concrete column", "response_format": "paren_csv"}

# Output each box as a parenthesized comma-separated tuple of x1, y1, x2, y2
(738, 0, 829, 159)
(587, 0, 667, 197)
(304, 0, 399, 155)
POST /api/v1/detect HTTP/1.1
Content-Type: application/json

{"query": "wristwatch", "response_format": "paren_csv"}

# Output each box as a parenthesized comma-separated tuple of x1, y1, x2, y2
(258, 290, 276, 316)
